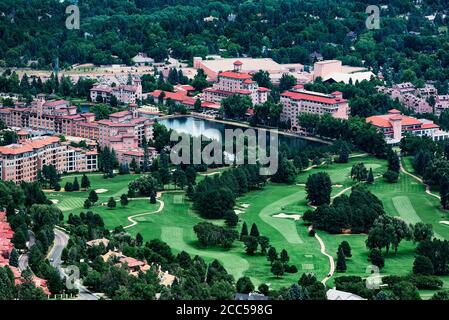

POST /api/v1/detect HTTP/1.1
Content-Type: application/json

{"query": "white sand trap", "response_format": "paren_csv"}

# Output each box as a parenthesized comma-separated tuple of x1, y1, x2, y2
(333, 184, 343, 188)
(50, 199, 59, 204)
(273, 213, 301, 221)
(440, 221, 449, 225)
(241, 203, 250, 208)
(234, 209, 244, 215)
(296, 183, 306, 186)
(95, 188, 108, 194)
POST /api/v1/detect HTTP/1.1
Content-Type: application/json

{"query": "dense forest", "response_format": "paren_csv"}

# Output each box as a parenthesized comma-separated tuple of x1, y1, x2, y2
(1, 0, 449, 87)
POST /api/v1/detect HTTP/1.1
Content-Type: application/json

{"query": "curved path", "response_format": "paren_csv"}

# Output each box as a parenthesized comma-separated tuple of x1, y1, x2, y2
(400, 162, 440, 200)
(123, 199, 165, 229)
(314, 232, 335, 285)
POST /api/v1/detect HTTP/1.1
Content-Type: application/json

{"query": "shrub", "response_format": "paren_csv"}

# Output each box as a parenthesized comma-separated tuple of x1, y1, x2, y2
(383, 170, 399, 183)
(285, 265, 298, 273)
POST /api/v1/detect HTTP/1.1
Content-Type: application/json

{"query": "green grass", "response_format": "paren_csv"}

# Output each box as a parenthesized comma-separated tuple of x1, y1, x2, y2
(392, 196, 422, 225)
(53, 156, 449, 295)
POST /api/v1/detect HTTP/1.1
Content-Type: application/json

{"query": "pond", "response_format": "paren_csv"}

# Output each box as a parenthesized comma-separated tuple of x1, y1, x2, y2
(158, 116, 325, 151)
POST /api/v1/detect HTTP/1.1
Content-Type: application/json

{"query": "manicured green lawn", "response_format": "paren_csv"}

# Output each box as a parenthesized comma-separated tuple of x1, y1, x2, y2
(52, 173, 139, 214)
(53, 155, 449, 295)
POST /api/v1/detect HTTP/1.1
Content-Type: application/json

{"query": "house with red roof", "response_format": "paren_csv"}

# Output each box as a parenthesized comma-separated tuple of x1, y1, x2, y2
(0, 211, 14, 265)
(367, 109, 449, 144)
(280, 84, 349, 131)
(202, 61, 270, 106)
(7, 266, 51, 296)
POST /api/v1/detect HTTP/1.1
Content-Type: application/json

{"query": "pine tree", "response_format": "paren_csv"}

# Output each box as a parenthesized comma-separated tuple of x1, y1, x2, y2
(280, 249, 289, 265)
(441, 175, 449, 210)
(88, 190, 99, 203)
(338, 241, 352, 258)
(130, 158, 138, 172)
(83, 199, 92, 209)
(224, 210, 239, 227)
(387, 148, 400, 173)
(336, 249, 347, 272)
(81, 174, 90, 190)
(136, 233, 143, 246)
(194, 98, 202, 112)
(186, 183, 195, 199)
(240, 222, 248, 241)
(267, 246, 277, 265)
(107, 197, 116, 209)
(9, 248, 19, 267)
(337, 143, 350, 163)
(120, 194, 129, 206)
(150, 193, 157, 204)
(72, 177, 80, 191)
(367, 168, 374, 184)
(64, 182, 73, 192)
(250, 223, 260, 237)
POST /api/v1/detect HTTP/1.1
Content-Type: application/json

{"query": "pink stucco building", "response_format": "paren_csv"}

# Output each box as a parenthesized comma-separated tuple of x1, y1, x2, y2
(0, 136, 98, 183)
(203, 61, 270, 106)
(280, 84, 349, 131)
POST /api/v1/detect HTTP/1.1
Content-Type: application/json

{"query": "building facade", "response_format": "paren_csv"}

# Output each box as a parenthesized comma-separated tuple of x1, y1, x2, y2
(90, 78, 142, 104)
(0, 96, 155, 167)
(280, 84, 349, 131)
(203, 61, 270, 106)
(366, 109, 449, 144)
(0, 136, 98, 183)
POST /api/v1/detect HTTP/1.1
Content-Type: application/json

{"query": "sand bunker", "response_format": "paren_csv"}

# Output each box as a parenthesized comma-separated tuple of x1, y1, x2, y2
(234, 209, 245, 215)
(95, 189, 108, 194)
(272, 213, 301, 221)
(440, 221, 449, 226)
(50, 199, 59, 204)
(240, 204, 250, 208)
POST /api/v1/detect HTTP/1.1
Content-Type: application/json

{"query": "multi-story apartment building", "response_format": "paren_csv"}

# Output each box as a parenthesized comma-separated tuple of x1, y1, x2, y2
(0, 96, 155, 166)
(280, 84, 349, 131)
(90, 78, 143, 104)
(378, 83, 434, 114)
(366, 109, 449, 144)
(0, 136, 98, 183)
(96, 105, 155, 165)
(203, 61, 270, 106)
(435, 95, 449, 116)
(400, 93, 433, 114)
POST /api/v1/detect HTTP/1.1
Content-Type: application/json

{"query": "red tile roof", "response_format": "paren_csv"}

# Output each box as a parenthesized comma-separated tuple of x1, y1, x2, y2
(109, 111, 131, 118)
(366, 113, 433, 129)
(218, 71, 252, 80)
(0, 136, 60, 155)
(43, 100, 68, 107)
(150, 90, 192, 103)
(281, 91, 347, 104)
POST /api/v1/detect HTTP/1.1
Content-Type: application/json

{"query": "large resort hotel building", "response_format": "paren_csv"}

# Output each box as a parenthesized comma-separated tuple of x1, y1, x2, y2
(0, 136, 98, 183)
(0, 95, 155, 182)
(367, 109, 449, 144)
(280, 84, 349, 131)
(203, 61, 271, 106)
(89, 78, 143, 104)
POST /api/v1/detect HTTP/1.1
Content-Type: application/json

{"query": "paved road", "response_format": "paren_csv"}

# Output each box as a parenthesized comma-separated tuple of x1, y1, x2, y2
(18, 230, 35, 271)
(49, 228, 98, 300)
(48, 229, 69, 268)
